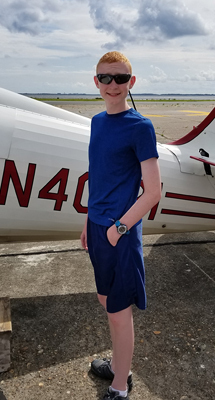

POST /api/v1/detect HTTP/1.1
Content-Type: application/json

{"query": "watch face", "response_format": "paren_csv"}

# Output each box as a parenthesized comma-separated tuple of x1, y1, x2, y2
(118, 224, 127, 234)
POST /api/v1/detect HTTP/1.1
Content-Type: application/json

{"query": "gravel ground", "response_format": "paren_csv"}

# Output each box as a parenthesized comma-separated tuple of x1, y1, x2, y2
(0, 231, 214, 400)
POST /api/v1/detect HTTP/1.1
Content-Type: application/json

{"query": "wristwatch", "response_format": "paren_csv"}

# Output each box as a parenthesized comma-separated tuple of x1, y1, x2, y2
(115, 220, 130, 235)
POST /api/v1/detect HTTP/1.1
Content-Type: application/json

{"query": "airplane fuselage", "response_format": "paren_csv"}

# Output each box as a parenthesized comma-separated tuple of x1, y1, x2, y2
(0, 104, 214, 242)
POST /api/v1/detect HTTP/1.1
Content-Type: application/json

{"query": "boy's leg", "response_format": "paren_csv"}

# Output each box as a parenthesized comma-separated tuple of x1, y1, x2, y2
(97, 293, 107, 309)
(108, 305, 134, 391)
(94, 295, 133, 390)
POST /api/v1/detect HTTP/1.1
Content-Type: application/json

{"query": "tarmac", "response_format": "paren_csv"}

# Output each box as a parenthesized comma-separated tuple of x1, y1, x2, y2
(0, 102, 215, 399)
(0, 231, 215, 400)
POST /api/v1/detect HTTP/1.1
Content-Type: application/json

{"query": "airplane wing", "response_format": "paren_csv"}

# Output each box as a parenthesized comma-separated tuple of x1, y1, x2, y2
(0, 87, 91, 126)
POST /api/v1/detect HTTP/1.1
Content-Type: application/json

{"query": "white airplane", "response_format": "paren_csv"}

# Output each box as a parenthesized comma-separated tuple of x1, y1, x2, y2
(0, 88, 214, 242)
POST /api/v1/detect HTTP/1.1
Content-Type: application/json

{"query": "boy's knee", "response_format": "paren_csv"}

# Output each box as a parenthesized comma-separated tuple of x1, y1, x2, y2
(97, 293, 107, 309)
(108, 306, 133, 327)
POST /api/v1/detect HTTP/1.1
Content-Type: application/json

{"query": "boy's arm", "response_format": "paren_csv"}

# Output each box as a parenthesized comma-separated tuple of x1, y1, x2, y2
(80, 214, 88, 250)
(107, 157, 161, 246)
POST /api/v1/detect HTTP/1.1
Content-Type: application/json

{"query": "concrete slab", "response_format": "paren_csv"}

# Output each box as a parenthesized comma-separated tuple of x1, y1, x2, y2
(0, 231, 214, 400)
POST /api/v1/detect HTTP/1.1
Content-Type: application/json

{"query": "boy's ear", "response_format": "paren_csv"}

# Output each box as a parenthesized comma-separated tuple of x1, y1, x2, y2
(94, 76, 99, 88)
(129, 75, 136, 89)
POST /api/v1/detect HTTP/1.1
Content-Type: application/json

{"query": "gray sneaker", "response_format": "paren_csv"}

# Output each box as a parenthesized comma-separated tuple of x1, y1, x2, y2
(91, 358, 133, 391)
(0, 389, 7, 400)
(102, 387, 129, 400)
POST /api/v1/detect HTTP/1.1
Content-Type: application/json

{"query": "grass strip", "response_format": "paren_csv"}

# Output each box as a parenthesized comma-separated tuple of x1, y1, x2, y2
(32, 98, 215, 103)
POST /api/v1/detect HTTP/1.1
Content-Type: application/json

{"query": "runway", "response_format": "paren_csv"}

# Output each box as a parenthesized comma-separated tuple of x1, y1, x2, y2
(50, 100, 215, 144)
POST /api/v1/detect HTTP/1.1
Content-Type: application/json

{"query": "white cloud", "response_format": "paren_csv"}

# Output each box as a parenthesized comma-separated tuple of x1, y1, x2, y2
(135, 0, 208, 40)
(89, 0, 209, 48)
(0, 0, 214, 93)
(191, 70, 215, 81)
(0, 0, 60, 35)
(149, 66, 167, 83)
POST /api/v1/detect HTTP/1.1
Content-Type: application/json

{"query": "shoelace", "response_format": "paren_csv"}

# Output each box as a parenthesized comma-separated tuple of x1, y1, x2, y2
(105, 390, 121, 399)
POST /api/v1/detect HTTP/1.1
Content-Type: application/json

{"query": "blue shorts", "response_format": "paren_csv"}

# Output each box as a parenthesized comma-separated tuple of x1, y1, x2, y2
(87, 218, 147, 313)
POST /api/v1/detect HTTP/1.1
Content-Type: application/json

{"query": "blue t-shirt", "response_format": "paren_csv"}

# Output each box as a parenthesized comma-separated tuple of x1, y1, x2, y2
(88, 108, 159, 227)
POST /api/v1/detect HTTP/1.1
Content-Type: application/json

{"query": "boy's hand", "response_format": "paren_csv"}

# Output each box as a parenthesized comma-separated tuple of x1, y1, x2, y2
(80, 222, 88, 251)
(107, 224, 120, 247)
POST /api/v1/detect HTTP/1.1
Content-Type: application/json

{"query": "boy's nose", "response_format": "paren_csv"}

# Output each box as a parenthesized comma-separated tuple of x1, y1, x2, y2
(109, 79, 119, 87)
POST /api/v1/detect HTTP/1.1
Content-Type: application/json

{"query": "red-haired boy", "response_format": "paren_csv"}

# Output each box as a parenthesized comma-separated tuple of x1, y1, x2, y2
(81, 51, 161, 400)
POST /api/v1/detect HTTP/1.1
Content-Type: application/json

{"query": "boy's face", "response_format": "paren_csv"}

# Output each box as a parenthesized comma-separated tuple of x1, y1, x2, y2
(94, 62, 136, 113)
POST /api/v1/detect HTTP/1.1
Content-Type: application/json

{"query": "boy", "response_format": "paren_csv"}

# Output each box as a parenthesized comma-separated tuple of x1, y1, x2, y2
(81, 51, 161, 400)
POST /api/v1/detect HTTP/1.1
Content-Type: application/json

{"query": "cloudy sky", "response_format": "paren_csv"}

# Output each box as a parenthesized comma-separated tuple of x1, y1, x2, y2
(0, 0, 214, 94)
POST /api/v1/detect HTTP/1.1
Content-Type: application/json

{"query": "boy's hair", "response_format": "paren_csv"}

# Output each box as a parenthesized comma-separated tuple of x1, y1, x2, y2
(96, 51, 132, 74)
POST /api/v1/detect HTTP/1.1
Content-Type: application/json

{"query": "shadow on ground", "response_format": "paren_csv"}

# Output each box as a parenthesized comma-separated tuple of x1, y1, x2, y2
(0, 232, 215, 400)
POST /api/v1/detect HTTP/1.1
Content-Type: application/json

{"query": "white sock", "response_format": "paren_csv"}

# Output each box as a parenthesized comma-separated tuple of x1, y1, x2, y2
(110, 386, 128, 397)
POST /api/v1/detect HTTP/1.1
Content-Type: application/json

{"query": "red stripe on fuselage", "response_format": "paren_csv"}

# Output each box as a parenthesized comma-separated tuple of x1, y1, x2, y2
(165, 192, 215, 204)
(161, 209, 215, 219)
(190, 156, 215, 167)
(168, 108, 215, 145)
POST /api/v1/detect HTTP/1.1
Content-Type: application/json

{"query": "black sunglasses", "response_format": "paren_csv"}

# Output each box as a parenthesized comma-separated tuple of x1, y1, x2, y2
(97, 73, 131, 85)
